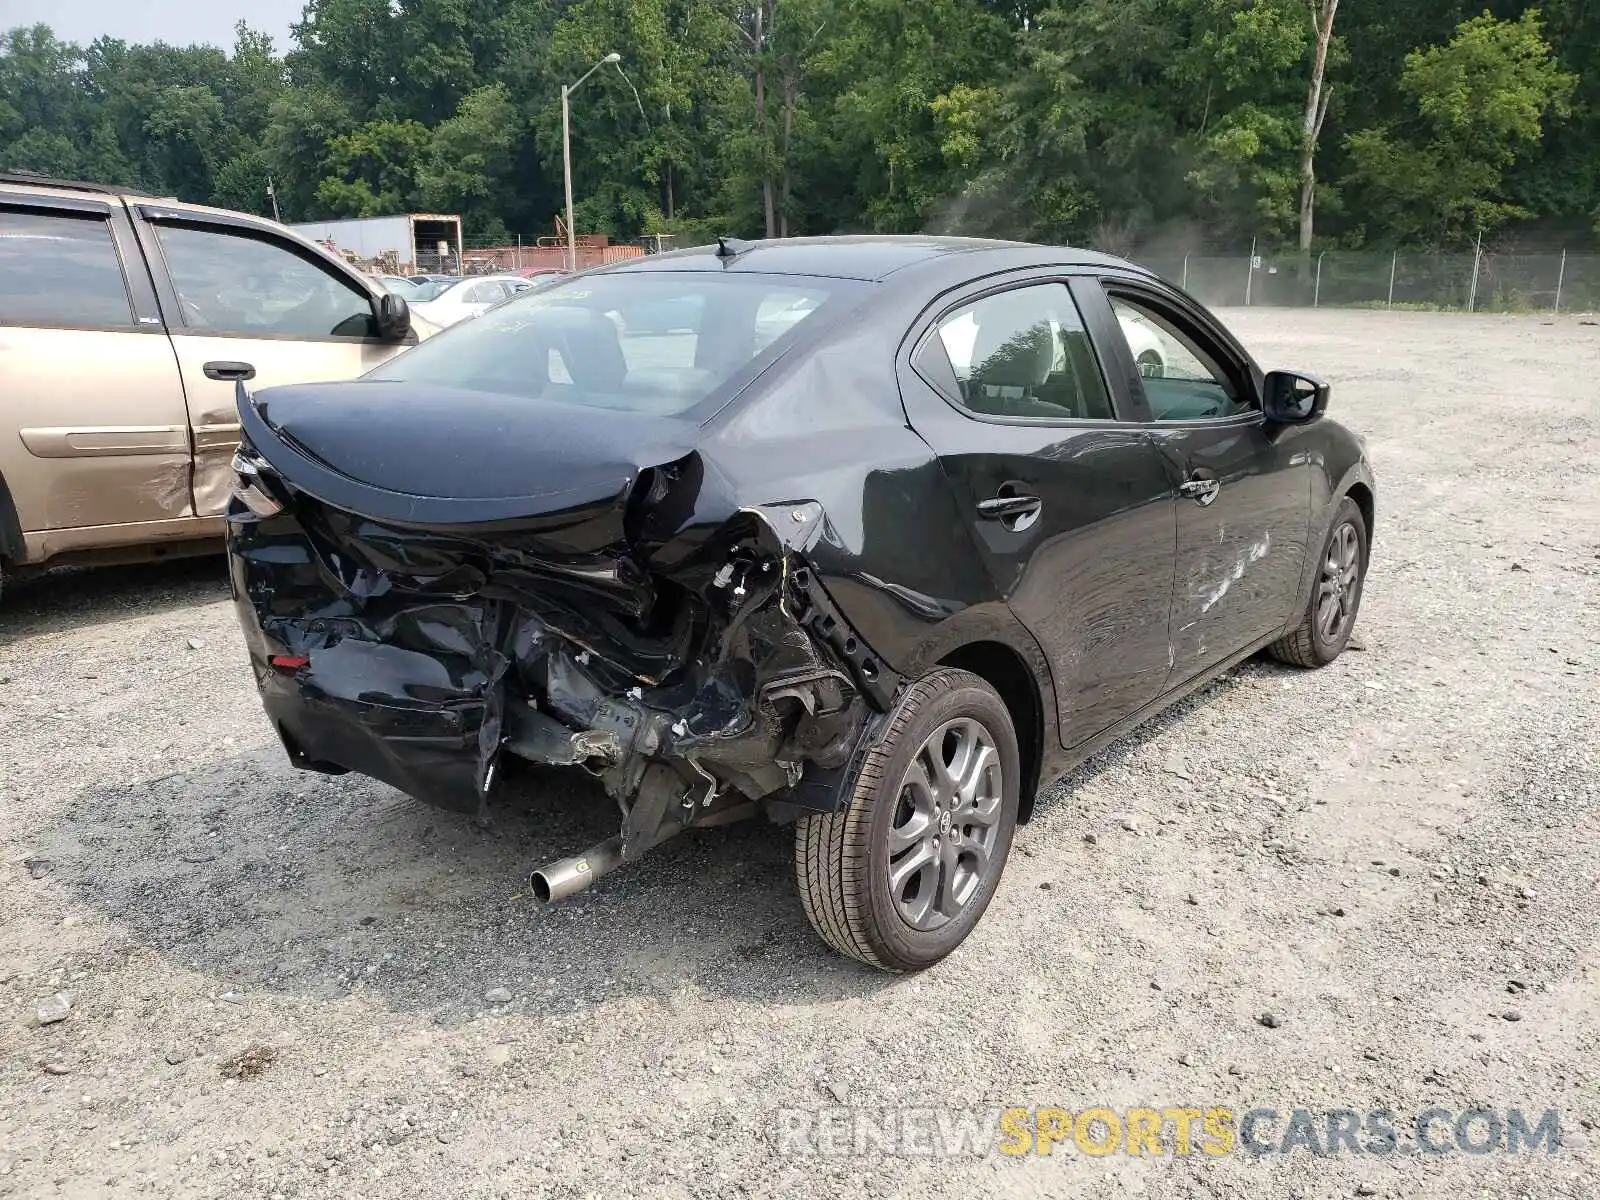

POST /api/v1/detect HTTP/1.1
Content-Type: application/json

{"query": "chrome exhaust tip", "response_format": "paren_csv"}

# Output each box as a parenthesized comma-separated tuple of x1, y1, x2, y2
(530, 836, 625, 904)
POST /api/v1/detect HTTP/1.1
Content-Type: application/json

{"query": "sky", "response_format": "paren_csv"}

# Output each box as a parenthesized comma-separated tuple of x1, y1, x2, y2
(0, 0, 304, 51)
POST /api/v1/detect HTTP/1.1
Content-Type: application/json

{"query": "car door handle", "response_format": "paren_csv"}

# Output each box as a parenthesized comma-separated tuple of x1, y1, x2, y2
(976, 493, 1043, 531)
(976, 494, 1041, 519)
(1180, 477, 1220, 505)
(203, 360, 256, 382)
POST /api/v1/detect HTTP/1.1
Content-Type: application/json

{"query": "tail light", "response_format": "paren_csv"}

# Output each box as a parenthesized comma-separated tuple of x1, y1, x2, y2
(231, 450, 284, 517)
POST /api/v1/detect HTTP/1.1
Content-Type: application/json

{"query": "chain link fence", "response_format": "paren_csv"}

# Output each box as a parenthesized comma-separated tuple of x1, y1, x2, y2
(1133, 250, 1600, 313)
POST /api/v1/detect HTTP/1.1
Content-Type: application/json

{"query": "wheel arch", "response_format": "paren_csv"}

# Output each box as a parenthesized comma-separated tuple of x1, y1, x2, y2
(0, 470, 24, 566)
(1344, 479, 1375, 543)
(935, 639, 1046, 824)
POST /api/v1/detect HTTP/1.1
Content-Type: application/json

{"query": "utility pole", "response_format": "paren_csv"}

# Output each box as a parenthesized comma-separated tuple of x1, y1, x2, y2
(562, 53, 622, 274)
(266, 177, 282, 223)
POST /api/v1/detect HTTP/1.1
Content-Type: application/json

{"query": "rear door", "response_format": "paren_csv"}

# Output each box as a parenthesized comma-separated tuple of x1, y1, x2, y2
(133, 209, 413, 518)
(1091, 280, 1310, 678)
(0, 194, 193, 542)
(898, 274, 1178, 748)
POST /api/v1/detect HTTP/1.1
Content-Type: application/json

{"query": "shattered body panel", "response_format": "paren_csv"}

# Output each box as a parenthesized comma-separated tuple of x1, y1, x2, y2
(227, 367, 954, 826)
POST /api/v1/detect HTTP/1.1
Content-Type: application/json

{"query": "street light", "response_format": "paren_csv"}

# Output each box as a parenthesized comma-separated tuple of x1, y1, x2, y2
(562, 52, 621, 274)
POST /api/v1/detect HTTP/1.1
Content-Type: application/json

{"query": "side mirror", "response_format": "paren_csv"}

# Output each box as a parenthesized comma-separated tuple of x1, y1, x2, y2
(375, 291, 412, 341)
(1262, 369, 1329, 424)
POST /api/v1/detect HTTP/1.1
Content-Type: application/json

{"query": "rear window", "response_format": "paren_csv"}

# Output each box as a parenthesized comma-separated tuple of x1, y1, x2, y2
(368, 271, 862, 416)
(0, 208, 134, 328)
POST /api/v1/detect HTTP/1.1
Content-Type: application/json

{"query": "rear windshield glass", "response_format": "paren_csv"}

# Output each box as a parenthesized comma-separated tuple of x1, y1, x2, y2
(367, 270, 863, 415)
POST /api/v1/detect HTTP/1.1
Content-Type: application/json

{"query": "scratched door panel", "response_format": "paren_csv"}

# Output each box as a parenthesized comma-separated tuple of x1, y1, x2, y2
(166, 334, 399, 518)
(3, 327, 194, 532)
(1147, 419, 1310, 678)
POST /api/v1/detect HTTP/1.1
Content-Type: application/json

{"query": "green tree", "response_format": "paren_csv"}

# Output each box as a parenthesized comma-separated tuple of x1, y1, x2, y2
(1344, 10, 1577, 245)
(415, 83, 520, 220)
(2, 0, 1596, 253)
(315, 119, 432, 215)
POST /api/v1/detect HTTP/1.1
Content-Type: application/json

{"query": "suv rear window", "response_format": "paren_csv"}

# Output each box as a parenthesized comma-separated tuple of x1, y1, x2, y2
(0, 209, 134, 328)
(367, 271, 863, 416)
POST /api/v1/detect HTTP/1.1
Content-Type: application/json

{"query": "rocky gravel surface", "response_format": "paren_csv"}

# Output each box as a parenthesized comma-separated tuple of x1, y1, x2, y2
(1, 308, 1598, 1198)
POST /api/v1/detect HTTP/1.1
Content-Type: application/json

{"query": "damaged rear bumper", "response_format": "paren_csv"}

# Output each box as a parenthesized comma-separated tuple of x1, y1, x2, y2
(240, 616, 505, 814)
(227, 450, 901, 843)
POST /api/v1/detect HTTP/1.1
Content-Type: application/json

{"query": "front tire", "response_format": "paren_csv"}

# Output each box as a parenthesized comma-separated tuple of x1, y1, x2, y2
(795, 668, 1020, 972)
(1269, 495, 1368, 667)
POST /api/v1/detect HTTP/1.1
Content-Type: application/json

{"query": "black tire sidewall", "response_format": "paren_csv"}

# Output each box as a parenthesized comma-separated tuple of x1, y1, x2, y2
(1310, 497, 1368, 661)
(859, 676, 1021, 969)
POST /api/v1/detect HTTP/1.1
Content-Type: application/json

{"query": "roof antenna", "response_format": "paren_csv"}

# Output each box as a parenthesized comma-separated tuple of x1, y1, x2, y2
(715, 236, 750, 259)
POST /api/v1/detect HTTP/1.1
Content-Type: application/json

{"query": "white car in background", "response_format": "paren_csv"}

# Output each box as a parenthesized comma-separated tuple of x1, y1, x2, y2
(409, 275, 538, 328)
(1116, 309, 1168, 377)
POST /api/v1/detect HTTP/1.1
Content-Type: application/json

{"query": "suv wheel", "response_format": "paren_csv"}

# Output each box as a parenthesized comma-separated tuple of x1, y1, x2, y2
(795, 668, 1020, 972)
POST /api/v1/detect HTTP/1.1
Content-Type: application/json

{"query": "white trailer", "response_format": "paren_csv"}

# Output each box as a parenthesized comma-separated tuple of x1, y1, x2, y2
(286, 213, 463, 273)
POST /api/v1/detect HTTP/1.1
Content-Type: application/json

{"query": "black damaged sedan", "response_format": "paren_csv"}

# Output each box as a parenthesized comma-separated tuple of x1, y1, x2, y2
(227, 236, 1375, 971)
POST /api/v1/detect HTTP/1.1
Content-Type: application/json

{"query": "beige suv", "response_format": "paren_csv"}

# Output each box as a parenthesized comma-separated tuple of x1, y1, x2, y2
(0, 174, 432, 597)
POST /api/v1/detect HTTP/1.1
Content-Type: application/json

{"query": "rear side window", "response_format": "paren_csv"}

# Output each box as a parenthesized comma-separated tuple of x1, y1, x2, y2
(368, 271, 864, 417)
(154, 223, 377, 339)
(921, 283, 1112, 421)
(0, 208, 134, 328)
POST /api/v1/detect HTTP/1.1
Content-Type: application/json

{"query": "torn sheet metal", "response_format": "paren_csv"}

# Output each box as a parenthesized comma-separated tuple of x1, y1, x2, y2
(228, 423, 900, 825)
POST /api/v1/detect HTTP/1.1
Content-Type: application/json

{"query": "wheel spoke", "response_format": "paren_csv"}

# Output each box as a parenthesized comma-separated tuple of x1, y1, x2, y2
(954, 740, 997, 808)
(923, 738, 957, 804)
(888, 808, 934, 851)
(901, 760, 938, 815)
(960, 837, 991, 889)
(934, 839, 967, 920)
(943, 722, 980, 797)
(888, 839, 939, 926)
(962, 789, 1003, 829)
(1317, 594, 1340, 636)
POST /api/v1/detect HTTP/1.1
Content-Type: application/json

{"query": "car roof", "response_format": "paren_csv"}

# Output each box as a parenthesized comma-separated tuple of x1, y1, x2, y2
(604, 235, 1136, 282)
(0, 174, 257, 223)
(0, 172, 155, 200)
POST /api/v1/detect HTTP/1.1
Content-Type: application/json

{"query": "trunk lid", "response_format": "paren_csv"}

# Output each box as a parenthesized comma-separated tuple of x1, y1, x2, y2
(242, 380, 703, 529)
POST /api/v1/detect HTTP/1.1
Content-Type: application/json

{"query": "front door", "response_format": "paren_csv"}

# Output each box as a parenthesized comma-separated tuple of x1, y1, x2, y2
(138, 215, 412, 518)
(900, 277, 1178, 748)
(1100, 287, 1310, 679)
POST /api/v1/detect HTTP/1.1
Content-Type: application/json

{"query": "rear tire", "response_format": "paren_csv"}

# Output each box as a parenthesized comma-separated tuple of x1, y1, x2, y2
(1269, 496, 1368, 668)
(795, 668, 1020, 972)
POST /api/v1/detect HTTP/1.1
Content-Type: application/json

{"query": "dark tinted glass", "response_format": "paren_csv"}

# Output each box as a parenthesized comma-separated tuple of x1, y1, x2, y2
(0, 209, 134, 327)
(935, 283, 1113, 421)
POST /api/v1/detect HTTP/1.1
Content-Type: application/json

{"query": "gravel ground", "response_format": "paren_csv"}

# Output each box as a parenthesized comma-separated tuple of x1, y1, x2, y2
(1, 308, 1598, 1199)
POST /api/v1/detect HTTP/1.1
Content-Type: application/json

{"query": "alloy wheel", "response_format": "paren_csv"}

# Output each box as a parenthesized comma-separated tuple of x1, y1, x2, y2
(886, 717, 1005, 931)
(1317, 521, 1361, 642)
